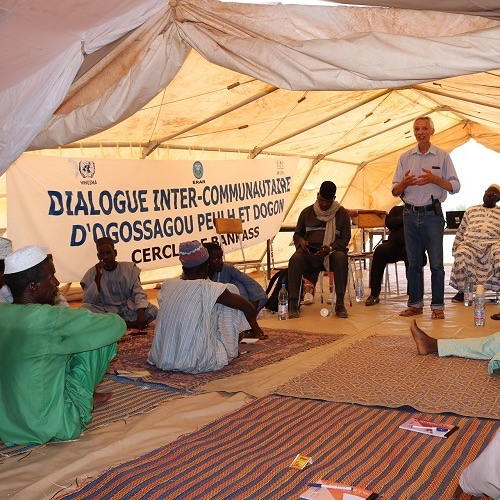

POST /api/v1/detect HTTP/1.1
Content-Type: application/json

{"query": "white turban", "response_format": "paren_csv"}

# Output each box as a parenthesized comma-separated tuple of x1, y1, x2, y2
(489, 184, 500, 193)
(0, 237, 12, 259)
(4, 245, 47, 274)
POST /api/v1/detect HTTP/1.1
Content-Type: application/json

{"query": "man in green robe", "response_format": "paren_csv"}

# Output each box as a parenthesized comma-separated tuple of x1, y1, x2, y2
(0, 245, 126, 446)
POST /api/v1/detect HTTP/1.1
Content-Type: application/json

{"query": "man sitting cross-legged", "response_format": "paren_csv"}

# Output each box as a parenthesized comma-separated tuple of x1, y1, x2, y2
(0, 246, 126, 446)
(81, 237, 158, 329)
(148, 240, 267, 375)
(410, 320, 499, 375)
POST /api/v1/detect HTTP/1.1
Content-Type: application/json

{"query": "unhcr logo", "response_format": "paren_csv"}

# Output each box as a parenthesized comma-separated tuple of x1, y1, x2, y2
(192, 160, 205, 184)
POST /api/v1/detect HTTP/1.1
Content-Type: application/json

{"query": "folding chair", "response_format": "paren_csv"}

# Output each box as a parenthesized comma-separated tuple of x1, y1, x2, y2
(348, 210, 386, 296)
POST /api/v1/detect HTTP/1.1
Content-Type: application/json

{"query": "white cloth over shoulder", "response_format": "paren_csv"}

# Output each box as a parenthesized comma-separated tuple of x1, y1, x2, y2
(460, 428, 500, 499)
(148, 278, 250, 374)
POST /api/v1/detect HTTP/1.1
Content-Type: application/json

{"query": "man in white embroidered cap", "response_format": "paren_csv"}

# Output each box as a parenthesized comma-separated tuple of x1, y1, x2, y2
(0, 245, 126, 446)
(148, 240, 267, 374)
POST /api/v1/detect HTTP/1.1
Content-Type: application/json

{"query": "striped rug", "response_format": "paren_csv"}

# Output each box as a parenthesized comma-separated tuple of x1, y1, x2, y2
(110, 328, 345, 391)
(275, 335, 500, 419)
(0, 375, 187, 458)
(62, 395, 498, 499)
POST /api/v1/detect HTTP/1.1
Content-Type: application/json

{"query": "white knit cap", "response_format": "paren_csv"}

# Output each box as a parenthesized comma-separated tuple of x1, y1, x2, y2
(4, 245, 47, 274)
(0, 237, 12, 259)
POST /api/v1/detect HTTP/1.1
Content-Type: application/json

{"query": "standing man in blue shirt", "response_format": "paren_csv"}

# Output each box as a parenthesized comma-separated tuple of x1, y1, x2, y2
(392, 116, 460, 319)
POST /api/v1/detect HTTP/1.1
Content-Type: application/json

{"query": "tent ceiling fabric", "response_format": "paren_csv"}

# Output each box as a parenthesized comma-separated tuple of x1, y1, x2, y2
(1, 0, 500, 177)
(1, 1, 500, 261)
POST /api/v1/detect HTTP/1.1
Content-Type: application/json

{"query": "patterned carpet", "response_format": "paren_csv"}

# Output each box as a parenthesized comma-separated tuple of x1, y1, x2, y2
(274, 335, 500, 419)
(110, 327, 345, 391)
(61, 395, 498, 500)
(0, 375, 187, 458)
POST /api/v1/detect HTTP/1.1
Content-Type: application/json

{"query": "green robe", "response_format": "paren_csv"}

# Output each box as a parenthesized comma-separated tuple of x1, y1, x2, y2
(0, 303, 126, 446)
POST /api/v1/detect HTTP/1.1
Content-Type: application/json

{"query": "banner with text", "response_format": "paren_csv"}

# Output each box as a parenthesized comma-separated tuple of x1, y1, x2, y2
(7, 156, 297, 282)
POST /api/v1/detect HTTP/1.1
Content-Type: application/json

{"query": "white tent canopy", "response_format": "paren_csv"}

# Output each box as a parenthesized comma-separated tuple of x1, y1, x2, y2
(1, 0, 499, 267)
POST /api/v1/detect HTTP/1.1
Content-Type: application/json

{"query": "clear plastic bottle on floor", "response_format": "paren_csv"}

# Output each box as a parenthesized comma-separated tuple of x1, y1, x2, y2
(463, 274, 474, 306)
(355, 269, 364, 303)
(474, 284, 486, 326)
(277, 284, 288, 320)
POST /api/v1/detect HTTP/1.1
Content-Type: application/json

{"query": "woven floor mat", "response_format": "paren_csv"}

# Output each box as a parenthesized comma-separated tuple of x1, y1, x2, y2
(110, 327, 345, 391)
(0, 375, 188, 458)
(274, 335, 500, 419)
(61, 395, 497, 499)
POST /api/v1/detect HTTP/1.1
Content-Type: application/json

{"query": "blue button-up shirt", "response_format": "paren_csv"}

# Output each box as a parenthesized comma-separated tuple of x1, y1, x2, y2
(392, 144, 460, 206)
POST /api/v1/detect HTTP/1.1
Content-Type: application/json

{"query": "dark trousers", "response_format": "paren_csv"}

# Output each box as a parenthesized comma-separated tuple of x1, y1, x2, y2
(369, 241, 407, 297)
(288, 249, 348, 309)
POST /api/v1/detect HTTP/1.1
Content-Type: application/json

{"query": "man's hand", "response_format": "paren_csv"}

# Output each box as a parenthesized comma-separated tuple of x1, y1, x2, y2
(94, 261, 103, 289)
(316, 245, 331, 258)
(136, 309, 149, 330)
(402, 169, 419, 187)
(415, 168, 438, 186)
(299, 239, 309, 252)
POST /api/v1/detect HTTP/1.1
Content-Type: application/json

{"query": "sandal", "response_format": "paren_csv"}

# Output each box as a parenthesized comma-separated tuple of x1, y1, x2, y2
(490, 313, 500, 321)
(431, 309, 445, 320)
(399, 307, 423, 317)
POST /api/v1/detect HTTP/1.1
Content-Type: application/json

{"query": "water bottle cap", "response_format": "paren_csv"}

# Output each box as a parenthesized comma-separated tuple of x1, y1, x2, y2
(476, 284, 485, 294)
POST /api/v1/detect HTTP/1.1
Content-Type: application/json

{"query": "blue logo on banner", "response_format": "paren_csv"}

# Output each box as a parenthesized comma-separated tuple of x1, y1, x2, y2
(193, 161, 203, 180)
(79, 160, 96, 178)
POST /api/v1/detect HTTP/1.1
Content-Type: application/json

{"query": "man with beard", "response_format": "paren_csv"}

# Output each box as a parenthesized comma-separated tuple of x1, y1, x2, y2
(0, 245, 125, 445)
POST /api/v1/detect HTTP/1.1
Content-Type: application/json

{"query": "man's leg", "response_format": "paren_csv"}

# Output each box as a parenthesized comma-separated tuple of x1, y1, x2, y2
(438, 333, 500, 362)
(368, 242, 400, 299)
(330, 250, 348, 317)
(421, 212, 445, 311)
(288, 250, 319, 314)
(403, 210, 425, 309)
(449, 244, 473, 293)
(63, 343, 118, 438)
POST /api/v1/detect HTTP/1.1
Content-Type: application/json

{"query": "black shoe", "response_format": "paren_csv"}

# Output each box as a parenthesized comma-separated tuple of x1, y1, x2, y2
(288, 306, 300, 319)
(451, 291, 464, 303)
(365, 295, 380, 306)
(335, 304, 348, 318)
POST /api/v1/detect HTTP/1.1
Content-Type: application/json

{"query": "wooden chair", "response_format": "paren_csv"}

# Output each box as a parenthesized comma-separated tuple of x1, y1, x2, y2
(214, 218, 266, 284)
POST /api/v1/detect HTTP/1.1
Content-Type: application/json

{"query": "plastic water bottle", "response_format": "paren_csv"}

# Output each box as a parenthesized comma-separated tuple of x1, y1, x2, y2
(355, 270, 364, 303)
(474, 284, 486, 326)
(278, 284, 288, 320)
(463, 274, 473, 306)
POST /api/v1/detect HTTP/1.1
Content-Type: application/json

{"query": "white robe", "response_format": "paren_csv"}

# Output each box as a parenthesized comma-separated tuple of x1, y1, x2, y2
(148, 278, 250, 374)
(450, 205, 500, 292)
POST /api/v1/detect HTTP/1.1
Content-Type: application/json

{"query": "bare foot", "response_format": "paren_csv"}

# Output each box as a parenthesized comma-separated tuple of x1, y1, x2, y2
(240, 329, 268, 340)
(410, 320, 438, 355)
(93, 392, 112, 406)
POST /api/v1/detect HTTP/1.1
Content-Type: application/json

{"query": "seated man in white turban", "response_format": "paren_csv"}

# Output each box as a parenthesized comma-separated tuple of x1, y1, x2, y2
(81, 237, 158, 329)
(450, 184, 500, 302)
(0, 246, 126, 446)
(148, 240, 267, 374)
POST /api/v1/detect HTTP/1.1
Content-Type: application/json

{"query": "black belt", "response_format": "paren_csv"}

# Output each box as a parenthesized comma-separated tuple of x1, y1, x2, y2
(404, 203, 435, 212)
